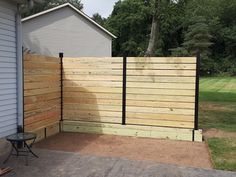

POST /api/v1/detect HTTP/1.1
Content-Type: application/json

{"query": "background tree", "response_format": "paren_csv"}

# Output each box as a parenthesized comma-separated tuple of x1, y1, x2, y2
(92, 13, 106, 27)
(20, 0, 236, 76)
(145, 0, 160, 57)
(21, 0, 83, 18)
(172, 16, 213, 74)
(105, 0, 152, 56)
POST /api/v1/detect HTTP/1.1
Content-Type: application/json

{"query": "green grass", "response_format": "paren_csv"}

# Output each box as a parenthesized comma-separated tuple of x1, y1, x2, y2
(199, 77, 236, 171)
(207, 138, 236, 171)
(200, 77, 236, 102)
(199, 102, 236, 132)
(199, 77, 236, 132)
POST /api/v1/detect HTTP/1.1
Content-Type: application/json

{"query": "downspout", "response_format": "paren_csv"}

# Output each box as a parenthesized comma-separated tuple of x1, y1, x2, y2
(16, 4, 24, 133)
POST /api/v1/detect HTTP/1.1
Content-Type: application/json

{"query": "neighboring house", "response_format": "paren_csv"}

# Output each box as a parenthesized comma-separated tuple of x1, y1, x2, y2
(0, 0, 35, 138)
(22, 3, 117, 57)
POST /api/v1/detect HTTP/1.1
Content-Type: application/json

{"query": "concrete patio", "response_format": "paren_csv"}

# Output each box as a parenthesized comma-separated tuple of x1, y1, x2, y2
(3, 149, 236, 177)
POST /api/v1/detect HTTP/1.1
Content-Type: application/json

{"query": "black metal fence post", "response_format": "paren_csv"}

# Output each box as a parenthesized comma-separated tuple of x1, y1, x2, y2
(122, 56, 127, 125)
(22, 47, 24, 133)
(194, 51, 200, 130)
(59, 53, 64, 124)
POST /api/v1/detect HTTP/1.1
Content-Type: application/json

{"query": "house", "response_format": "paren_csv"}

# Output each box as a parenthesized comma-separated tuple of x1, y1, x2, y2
(0, 0, 37, 138)
(22, 3, 117, 57)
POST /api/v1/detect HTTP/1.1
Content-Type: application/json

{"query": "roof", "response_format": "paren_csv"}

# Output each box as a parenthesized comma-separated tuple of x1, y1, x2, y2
(21, 3, 117, 39)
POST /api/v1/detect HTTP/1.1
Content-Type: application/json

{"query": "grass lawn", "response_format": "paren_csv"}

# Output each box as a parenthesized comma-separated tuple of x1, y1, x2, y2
(199, 77, 236, 171)
(200, 77, 236, 102)
(207, 138, 236, 171)
(199, 77, 236, 132)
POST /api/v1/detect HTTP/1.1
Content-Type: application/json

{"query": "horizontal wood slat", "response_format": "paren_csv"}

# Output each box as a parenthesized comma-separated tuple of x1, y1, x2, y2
(126, 100, 195, 109)
(63, 57, 122, 63)
(63, 63, 123, 69)
(127, 69, 196, 76)
(64, 92, 122, 99)
(63, 75, 121, 81)
(126, 88, 195, 96)
(24, 54, 59, 62)
(63, 81, 122, 87)
(24, 75, 61, 82)
(127, 82, 195, 89)
(64, 110, 121, 118)
(24, 82, 61, 90)
(24, 62, 60, 70)
(127, 76, 196, 83)
(127, 94, 195, 102)
(63, 69, 122, 75)
(126, 119, 194, 128)
(127, 63, 196, 70)
(127, 57, 196, 63)
(126, 112, 194, 122)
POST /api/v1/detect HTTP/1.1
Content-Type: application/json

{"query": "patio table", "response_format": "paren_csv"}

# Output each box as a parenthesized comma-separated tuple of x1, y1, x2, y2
(4, 132, 38, 165)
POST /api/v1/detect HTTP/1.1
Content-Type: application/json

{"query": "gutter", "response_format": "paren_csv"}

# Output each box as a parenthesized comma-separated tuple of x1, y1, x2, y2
(16, 4, 24, 132)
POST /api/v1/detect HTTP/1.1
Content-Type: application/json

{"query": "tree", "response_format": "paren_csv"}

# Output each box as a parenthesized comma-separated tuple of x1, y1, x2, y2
(145, 0, 160, 57)
(105, 0, 184, 57)
(183, 16, 212, 57)
(145, 0, 187, 57)
(92, 13, 106, 27)
(105, 0, 152, 56)
(21, 0, 83, 18)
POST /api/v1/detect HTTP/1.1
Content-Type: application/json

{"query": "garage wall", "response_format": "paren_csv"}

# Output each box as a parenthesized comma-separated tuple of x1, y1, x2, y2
(22, 6, 113, 57)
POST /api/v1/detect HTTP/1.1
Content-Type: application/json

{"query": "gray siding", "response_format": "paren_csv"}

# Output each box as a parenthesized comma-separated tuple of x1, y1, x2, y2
(22, 6, 112, 57)
(0, 0, 17, 138)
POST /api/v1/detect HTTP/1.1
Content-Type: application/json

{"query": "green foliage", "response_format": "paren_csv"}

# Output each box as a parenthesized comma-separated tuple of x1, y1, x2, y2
(207, 138, 236, 171)
(21, 0, 83, 18)
(104, 0, 152, 56)
(106, 0, 236, 75)
(183, 17, 212, 55)
(92, 13, 106, 27)
(105, 0, 186, 56)
(21, 0, 236, 75)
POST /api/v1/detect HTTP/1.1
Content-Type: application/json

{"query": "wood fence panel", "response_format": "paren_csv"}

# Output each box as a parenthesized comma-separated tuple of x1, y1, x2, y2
(23, 55, 200, 141)
(126, 57, 196, 128)
(63, 57, 123, 124)
(24, 54, 61, 137)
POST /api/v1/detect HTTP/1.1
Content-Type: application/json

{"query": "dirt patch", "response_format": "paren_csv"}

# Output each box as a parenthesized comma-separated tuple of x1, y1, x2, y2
(200, 102, 233, 111)
(203, 128, 236, 139)
(35, 132, 212, 169)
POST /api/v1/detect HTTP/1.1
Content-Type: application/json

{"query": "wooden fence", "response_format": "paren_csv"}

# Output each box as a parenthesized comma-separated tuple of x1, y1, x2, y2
(63, 57, 123, 124)
(24, 54, 61, 141)
(23, 54, 202, 141)
(63, 57, 196, 129)
(126, 57, 196, 128)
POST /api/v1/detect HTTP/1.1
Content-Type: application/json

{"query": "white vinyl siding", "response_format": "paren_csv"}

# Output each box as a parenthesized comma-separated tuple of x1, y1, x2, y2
(23, 6, 113, 57)
(0, 0, 17, 138)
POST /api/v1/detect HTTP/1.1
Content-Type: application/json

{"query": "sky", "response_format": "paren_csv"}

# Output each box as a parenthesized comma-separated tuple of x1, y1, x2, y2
(81, 0, 119, 18)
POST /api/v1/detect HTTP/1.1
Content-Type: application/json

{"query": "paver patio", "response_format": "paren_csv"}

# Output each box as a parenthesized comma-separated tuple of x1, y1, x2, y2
(4, 149, 236, 177)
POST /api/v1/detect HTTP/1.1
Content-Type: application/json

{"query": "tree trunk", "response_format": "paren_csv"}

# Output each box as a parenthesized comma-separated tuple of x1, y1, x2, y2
(145, 16, 159, 56)
(145, 0, 160, 57)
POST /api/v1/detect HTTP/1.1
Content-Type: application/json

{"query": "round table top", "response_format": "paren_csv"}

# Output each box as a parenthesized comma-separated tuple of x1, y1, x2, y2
(6, 132, 37, 142)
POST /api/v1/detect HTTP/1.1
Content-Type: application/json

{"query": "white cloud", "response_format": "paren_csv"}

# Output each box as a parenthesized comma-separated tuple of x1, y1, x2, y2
(81, 0, 119, 18)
